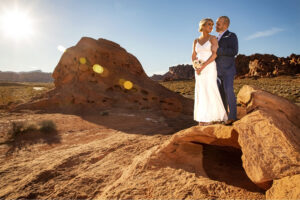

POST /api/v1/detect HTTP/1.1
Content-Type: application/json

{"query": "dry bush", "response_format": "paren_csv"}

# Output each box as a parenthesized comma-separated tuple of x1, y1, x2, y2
(10, 120, 57, 139)
(39, 120, 57, 133)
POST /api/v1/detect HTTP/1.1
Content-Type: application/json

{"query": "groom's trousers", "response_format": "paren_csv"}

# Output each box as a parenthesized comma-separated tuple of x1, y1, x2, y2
(217, 73, 237, 120)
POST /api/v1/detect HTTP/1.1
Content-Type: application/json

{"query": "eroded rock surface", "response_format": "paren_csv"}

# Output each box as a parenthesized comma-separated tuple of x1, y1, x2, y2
(14, 37, 193, 120)
(149, 85, 300, 194)
(266, 174, 300, 200)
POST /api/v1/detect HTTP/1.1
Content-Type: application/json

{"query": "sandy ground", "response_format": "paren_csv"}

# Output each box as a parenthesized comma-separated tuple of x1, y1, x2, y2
(0, 108, 265, 199)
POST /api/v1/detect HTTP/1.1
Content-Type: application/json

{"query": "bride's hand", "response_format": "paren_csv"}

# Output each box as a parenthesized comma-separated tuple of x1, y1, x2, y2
(193, 60, 199, 69)
(196, 64, 206, 75)
(196, 67, 202, 75)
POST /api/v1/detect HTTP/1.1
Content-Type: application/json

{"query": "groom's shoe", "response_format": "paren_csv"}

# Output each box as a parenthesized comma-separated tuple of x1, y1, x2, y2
(224, 119, 236, 126)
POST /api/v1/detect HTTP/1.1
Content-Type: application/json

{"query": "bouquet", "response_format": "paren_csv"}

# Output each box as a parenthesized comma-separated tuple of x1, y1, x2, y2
(193, 60, 204, 75)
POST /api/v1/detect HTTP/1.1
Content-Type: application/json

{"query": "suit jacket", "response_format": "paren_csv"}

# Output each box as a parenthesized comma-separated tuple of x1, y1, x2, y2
(215, 30, 238, 76)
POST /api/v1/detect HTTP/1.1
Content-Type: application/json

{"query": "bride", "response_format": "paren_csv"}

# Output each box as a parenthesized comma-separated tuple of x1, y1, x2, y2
(192, 18, 228, 126)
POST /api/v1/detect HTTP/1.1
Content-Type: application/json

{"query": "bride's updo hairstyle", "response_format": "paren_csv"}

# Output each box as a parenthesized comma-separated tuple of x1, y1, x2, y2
(199, 18, 214, 32)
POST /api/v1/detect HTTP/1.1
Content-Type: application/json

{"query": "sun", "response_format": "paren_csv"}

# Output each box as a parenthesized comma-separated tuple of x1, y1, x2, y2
(0, 8, 34, 40)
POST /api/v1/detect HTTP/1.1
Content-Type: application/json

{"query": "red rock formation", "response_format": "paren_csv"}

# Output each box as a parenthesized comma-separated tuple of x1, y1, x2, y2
(163, 64, 194, 81)
(150, 85, 300, 192)
(150, 64, 194, 81)
(150, 54, 300, 81)
(236, 53, 300, 78)
(14, 37, 193, 119)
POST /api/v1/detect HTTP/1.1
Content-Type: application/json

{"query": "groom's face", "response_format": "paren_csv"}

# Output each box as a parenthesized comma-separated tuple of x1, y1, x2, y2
(216, 18, 226, 33)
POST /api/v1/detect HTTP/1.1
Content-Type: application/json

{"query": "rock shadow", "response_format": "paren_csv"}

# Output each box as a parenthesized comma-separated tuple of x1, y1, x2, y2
(201, 143, 265, 193)
(47, 106, 197, 136)
(80, 111, 197, 135)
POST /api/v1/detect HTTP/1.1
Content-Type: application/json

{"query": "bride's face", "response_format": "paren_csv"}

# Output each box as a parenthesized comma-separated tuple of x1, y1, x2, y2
(203, 21, 214, 33)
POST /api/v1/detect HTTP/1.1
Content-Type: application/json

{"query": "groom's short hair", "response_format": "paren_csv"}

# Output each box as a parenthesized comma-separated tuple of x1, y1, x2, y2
(220, 16, 230, 26)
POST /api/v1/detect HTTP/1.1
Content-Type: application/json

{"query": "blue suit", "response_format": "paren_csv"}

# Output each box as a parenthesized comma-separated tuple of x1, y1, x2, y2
(215, 30, 238, 120)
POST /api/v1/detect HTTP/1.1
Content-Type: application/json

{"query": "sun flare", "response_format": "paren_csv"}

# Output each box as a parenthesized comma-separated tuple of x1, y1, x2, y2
(0, 8, 34, 40)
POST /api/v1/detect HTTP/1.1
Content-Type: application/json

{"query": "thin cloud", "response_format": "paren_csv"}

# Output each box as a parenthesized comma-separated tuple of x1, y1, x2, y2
(246, 27, 284, 40)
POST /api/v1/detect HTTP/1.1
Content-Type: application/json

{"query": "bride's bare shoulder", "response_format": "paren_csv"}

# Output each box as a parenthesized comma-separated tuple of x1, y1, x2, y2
(209, 35, 218, 41)
(209, 35, 218, 44)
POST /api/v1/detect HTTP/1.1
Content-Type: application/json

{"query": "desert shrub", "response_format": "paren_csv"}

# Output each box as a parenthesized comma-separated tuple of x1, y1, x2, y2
(9, 120, 57, 139)
(10, 121, 39, 138)
(39, 120, 57, 133)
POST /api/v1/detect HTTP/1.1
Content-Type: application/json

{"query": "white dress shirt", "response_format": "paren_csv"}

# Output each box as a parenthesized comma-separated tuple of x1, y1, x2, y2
(217, 29, 228, 41)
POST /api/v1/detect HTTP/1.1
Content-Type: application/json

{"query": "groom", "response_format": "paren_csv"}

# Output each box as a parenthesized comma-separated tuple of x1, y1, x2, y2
(215, 16, 238, 125)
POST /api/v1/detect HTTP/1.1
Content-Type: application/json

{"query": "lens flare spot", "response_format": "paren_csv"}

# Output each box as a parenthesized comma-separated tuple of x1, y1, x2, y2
(79, 57, 86, 64)
(93, 64, 104, 74)
(124, 81, 133, 90)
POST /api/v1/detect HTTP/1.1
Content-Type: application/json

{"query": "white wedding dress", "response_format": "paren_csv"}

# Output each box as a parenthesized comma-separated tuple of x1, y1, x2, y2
(194, 39, 228, 122)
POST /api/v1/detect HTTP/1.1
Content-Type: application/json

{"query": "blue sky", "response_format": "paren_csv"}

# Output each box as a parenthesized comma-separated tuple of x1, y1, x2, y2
(0, 0, 299, 76)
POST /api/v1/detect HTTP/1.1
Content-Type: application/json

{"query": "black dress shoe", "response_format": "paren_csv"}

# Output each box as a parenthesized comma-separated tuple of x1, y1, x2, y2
(224, 119, 236, 125)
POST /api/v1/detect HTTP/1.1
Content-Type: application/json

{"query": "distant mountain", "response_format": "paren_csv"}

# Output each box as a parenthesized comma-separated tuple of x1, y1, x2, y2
(150, 54, 300, 81)
(0, 70, 53, 82)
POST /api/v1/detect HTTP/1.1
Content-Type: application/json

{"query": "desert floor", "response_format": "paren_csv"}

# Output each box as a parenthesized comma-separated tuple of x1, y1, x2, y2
(0, 76, 298, 199)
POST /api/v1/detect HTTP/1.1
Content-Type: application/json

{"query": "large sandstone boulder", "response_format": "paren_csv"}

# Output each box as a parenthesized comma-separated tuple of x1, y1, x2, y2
(150, 85, 300, 193)
(237, 85, 300, 128)
(14, 37, 193, 118)
(235, 85, 300, 190)
(234, 109, 300, 188)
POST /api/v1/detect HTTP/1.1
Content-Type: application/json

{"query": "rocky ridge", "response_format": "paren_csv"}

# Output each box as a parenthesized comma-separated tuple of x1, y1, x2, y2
(151, 54, 300, 81)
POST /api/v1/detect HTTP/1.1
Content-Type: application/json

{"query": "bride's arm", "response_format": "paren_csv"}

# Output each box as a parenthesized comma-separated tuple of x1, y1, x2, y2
(192, 39, 198, 70)
(192, 39, 198, 62)
(199, 36, 218, 71)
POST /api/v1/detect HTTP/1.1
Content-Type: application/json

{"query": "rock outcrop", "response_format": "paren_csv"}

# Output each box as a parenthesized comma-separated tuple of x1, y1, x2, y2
(162, 64, 194, 81)
(150, 64, 194, 82)
(234, 85, 300, 189)
(14, 37, 193, 119)
(237, 85, 300, 128)
(236, 53, 300, 78)
(148, 85, 300, 194)
(150, 54, 300, 81)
